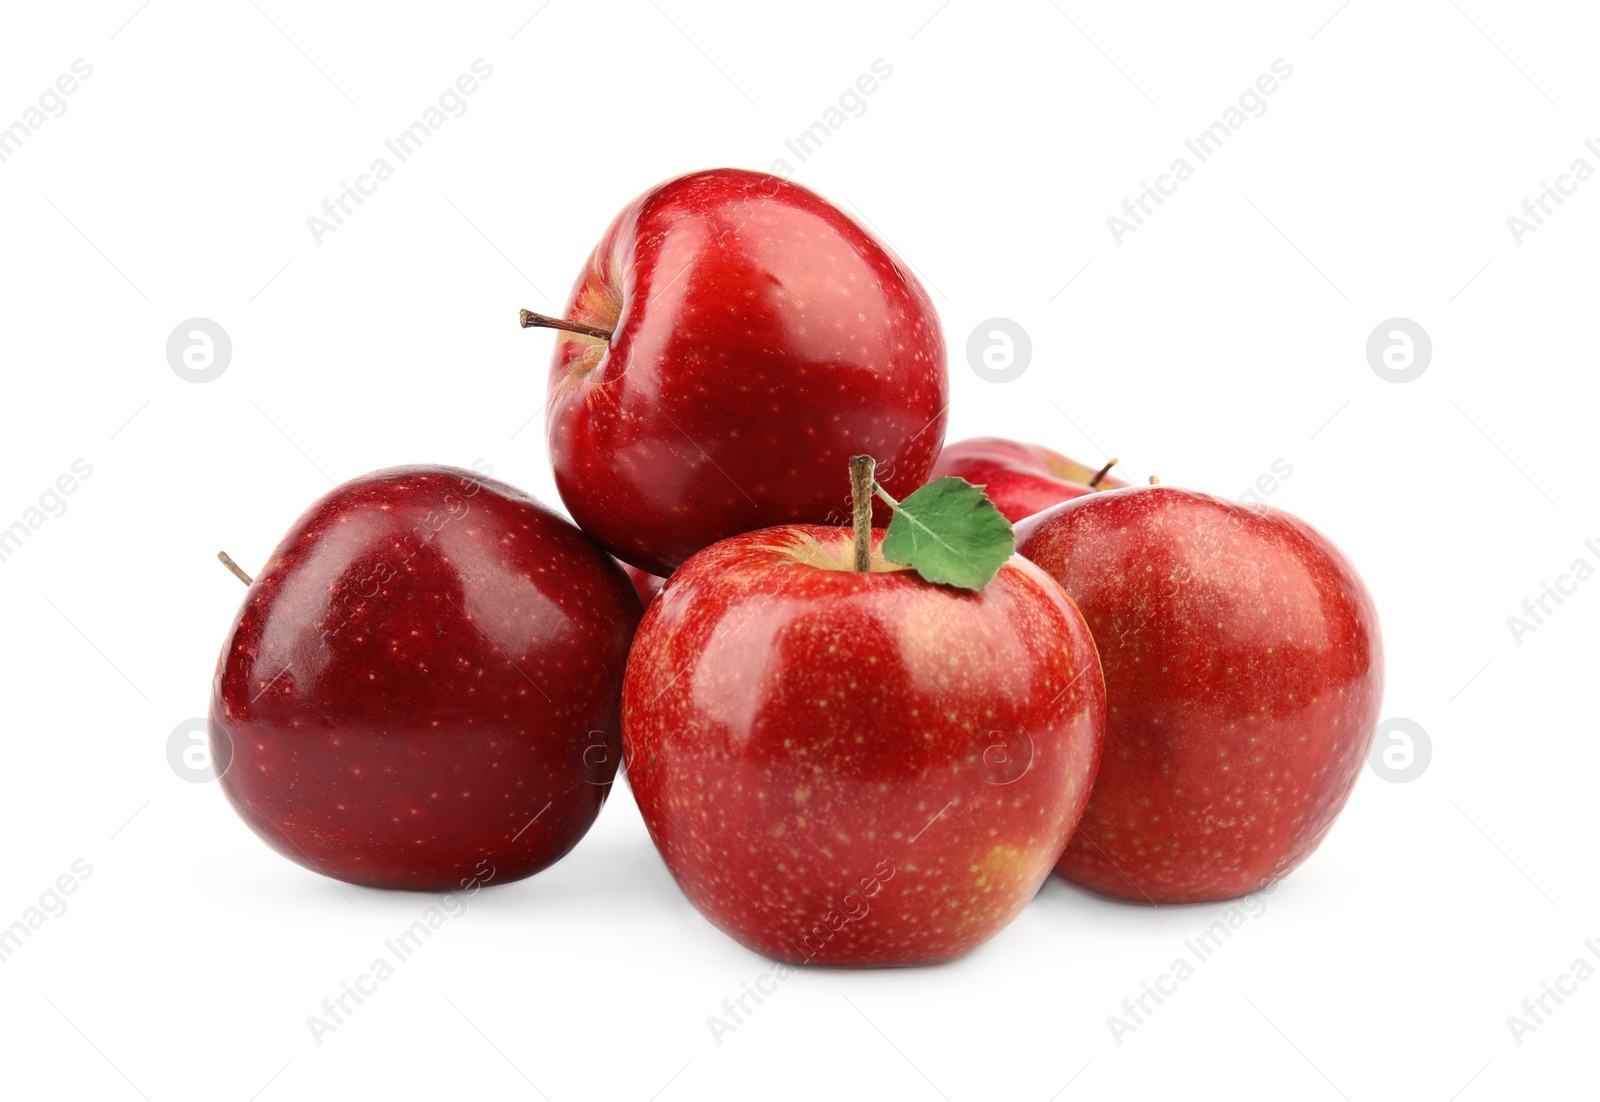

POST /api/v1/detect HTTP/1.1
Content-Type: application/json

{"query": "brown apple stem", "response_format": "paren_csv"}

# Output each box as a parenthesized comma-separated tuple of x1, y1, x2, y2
(519, 308, 613, 341)
(1148, 475, 1161, 485)
(849, 455, 875, 572)
(1089, 458, 1120, 488)
(218, 551, 253, 586)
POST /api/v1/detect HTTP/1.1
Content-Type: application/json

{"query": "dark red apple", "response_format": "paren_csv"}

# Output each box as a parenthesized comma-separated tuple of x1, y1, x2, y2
(210, 465, 641, 890)
(1015, 486, 1382, 904)
(620, 562, 664, 607)
(622, 524, 1105, 965)
(932, 436, 1128, 523)
(534, 168, 948, 575)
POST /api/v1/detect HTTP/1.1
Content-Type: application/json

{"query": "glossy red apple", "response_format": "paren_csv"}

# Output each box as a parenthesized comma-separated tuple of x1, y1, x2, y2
(1015, 486, 1382, 904)
(931, 436, 1128, 523)
(210, 465, 641, 890)
(534, 168, 948, 575)
(622, 524, 1105, 965)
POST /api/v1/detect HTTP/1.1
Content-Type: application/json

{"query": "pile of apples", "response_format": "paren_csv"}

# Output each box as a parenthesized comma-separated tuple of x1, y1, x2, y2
(209, 169, 1382, 966)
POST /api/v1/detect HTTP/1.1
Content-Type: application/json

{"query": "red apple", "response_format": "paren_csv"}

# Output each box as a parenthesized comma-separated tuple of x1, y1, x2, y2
(210, 465, 641, 890)
(621, 524, 1105, 965)
(1015, 486, 1382, 904)
(620, 562, 664, 607)
(535, 168, 948, 575)
(931, 436, 1128, 523)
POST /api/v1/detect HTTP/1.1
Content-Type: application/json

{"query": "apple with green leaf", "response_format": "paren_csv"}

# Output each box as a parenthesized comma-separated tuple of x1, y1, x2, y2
(622, 460, 1106, 965)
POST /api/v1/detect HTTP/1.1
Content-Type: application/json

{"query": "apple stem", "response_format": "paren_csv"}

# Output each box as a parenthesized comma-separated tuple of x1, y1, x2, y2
(849, 455, 875, 572)
(519, 308, 613, 341)
(218, 551, 253, 586)
(1148, 475, 1161, 485)
(1089, 458, 1120, 488)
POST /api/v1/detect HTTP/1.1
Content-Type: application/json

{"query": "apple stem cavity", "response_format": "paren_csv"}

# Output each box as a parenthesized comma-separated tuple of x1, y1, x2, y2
(519, 308, 614, 342)
(218, 551, 253, 586)
(849, 455, 875, 572)
(1089, 458, 1120, 488)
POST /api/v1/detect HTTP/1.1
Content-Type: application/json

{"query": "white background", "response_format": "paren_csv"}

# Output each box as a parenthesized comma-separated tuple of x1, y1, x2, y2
(0, 1, 1594, 1099)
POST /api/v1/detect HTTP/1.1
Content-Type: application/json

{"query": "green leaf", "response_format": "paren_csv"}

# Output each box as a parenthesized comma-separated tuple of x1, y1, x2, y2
(880, 477, 1014, 591)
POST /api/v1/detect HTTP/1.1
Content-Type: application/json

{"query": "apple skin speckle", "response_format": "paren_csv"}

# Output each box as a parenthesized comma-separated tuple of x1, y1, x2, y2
(546, 169, 949, 576)
(1016, 485, 1383, 904)
(209, 465, 641, 891)
(622, 524, 1106, 966)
